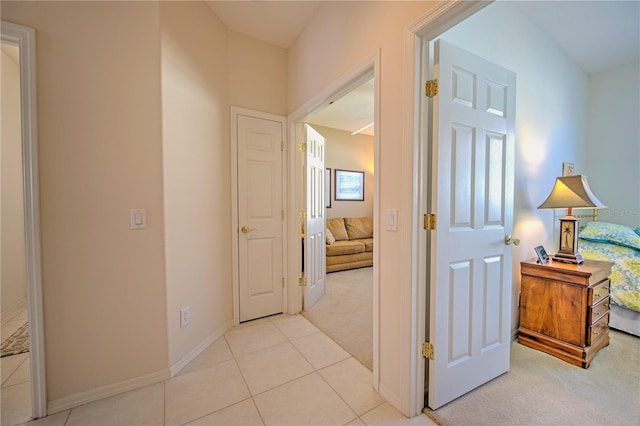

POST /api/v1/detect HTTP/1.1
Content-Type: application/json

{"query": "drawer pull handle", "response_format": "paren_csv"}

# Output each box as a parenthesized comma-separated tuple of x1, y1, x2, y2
(594, 310, 601, 317)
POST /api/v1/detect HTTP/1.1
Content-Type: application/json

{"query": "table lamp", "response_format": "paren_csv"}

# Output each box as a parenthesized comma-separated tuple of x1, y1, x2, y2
(538, 175, 606, 264)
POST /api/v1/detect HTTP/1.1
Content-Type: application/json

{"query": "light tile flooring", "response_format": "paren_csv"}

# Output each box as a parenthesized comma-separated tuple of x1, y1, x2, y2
(2, 313, 436, 426)
(2, 300, 32, 426)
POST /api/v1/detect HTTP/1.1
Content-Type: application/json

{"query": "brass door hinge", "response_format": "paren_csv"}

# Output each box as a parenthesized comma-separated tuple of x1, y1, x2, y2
(424, 213, 436, 230)
(282, 210, 285, 220)
(281, 141, 285, 152)
(426, 79, 438, 98)
(282, 277, 285, 288)
(298, 142, 307, 152)
(299, 277, 307, 287)
(299, 211, 307, 220)
(422, 342, 434, 360)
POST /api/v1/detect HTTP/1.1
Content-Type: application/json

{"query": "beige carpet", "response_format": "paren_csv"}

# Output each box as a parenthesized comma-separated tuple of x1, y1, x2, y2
(303, 267, 373, 370)
(425, 329, 640, 425)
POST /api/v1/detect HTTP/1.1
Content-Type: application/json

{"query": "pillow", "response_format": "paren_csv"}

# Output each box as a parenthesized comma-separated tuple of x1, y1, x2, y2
(326, 228, 335, 245)
(635, 227, 640, 237)
(578, 221, 640, 251)
(326, 217, 349, 241)
(344, 217, 373, 240)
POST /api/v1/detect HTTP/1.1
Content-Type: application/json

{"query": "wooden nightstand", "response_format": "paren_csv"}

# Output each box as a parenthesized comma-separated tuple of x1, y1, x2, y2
(518, 259, 613, 368)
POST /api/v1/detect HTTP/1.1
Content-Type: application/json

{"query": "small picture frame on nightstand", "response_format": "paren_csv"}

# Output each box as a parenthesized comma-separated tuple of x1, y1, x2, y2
(534, 245, 549, 264)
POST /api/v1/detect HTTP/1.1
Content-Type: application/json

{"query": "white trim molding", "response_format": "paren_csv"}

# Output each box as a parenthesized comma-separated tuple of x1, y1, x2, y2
(287, 49, 381, 390)
(1, 20, 46, 419)
(169, 319, 234, 376)
(405, 0, 492, 416)
(47, 369, 171, 415)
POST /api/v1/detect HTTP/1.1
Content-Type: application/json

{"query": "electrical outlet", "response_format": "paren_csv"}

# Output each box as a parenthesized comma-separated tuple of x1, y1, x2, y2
(180, 307, 190, 328)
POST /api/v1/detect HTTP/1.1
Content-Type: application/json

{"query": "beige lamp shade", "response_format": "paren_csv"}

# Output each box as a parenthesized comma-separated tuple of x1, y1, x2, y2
(538, 175, 606, 211)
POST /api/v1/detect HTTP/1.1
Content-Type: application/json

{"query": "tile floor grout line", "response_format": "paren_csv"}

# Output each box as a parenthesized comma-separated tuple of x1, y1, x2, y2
(224, 324, 288, 359)
(249, 396, 267, 426)
(173, 356, 255, 426)
(246, 368, 319, 400)
(163, 375, 167, 426)
(315, 359, 361, 422)
(62, 408, 72, 426)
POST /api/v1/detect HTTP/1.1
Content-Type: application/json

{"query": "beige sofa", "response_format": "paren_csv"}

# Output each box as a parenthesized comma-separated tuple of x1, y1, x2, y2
(326, 217, 373, 273)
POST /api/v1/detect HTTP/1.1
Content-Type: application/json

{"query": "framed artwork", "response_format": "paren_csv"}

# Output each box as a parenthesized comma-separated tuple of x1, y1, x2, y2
(335, 169, 365, 201)
(325, 168, 332, 208)
(562, 162, 574, 176)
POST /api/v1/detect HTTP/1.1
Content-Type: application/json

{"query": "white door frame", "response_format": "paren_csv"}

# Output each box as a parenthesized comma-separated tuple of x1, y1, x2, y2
(287, 50, 380, 387)
(230, 106, 287, 324)
(404, 1, 493, 415)
(1, 20, 46, 419)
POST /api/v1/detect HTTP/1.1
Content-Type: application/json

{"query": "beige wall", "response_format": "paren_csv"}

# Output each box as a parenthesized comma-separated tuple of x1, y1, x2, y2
(1, 45, 27, 312)
(288, 1, 439, 412)
(289, 0, 594, 412)
(160, 1, 233, 366)
(160, 2, 288, 367)
(2, 0, 290, 406)
(228, 32, 288, 116)
(312, 125, 374, 220)
(1, 1, 168, 401)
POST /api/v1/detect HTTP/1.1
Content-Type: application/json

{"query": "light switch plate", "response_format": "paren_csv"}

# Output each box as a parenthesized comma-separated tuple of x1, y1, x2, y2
(386, 209, 398, 232)
(130, 209, 147, 229)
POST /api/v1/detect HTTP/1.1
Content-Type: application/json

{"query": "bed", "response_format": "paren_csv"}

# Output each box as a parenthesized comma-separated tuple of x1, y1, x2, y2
(577, 221, 640, 337)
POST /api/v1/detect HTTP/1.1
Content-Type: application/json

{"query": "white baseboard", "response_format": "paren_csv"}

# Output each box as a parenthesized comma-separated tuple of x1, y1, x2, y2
(46, 320, 235, 415)
(47, 368, 170, 415)
(169, 319, 235, 377)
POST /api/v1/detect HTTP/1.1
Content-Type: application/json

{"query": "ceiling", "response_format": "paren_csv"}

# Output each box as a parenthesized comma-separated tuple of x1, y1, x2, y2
(205, 1, 322, 49)
(206, 1, 639, 136)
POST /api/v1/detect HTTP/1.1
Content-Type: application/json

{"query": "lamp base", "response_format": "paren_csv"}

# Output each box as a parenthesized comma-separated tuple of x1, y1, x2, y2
(552, 252, 584, 264)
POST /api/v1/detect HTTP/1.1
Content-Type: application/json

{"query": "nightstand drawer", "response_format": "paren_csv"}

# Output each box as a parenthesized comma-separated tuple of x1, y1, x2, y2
(588, 279, 610, 306)
(588, 296, 610, 325)
(587, 312, 609, 346)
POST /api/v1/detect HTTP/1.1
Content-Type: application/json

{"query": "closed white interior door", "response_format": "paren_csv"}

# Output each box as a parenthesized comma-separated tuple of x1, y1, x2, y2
(304, 124, 326, 310)
(237, 114, 284, 322)
(428, 40, 516, 409)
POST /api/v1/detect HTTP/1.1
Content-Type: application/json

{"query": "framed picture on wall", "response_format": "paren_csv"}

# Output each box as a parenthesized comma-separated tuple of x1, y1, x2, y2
(325, 168, 332, 208)
(335, 169, 365, 201)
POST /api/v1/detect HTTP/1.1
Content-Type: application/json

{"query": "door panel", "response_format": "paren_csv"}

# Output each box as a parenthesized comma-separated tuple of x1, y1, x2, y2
(428, 40, 516, 409)
(304, 124, 326, 310)
(238, 115, 284, 322)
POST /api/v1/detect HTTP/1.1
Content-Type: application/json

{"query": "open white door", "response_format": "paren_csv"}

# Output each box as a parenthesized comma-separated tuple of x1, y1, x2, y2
(303, 124, 326, 310)
(428, 40, 516, 409)
(237, 114, 284, 322)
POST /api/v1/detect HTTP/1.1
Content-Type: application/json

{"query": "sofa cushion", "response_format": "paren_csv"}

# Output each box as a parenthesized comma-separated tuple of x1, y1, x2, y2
(327, 217, 349, 241)
(344, 217, 373, 240)
(326, 228, 336, 245)
(360, 238, 374, 252)
(326, 240, 365, 256)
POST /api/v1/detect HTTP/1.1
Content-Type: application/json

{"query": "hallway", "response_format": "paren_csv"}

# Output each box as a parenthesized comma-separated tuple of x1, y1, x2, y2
(5, 314, 436, 425)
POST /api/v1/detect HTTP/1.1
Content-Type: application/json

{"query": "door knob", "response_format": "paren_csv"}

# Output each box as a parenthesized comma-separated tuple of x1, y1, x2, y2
(241, 225, 257, 234)
(505, 235, 520, 246)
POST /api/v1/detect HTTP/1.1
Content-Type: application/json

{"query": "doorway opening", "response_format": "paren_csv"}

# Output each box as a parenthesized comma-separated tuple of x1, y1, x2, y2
(302, 77, 375, 370)
(288, 51, 380, 385)
(1, 21, 46, 421)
